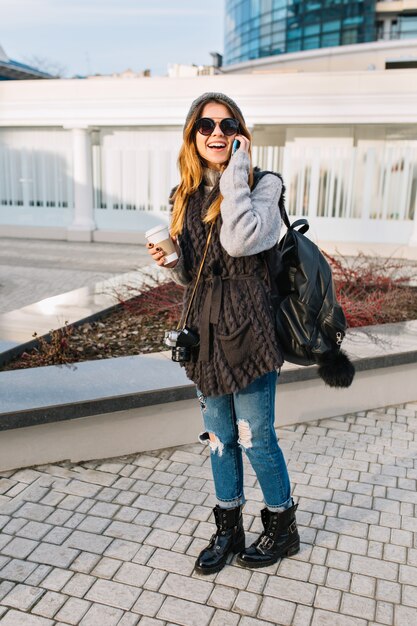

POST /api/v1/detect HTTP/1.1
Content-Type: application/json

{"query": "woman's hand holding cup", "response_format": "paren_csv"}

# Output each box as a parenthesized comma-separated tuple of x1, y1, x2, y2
(145, 224, 179, 268)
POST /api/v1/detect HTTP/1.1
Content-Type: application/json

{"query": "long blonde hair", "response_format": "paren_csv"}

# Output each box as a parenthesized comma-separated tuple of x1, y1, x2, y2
(170, 98, 253, 237)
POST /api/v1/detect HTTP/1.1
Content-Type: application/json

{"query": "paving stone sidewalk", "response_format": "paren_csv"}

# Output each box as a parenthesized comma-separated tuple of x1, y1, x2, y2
(1, 401, 417, 626)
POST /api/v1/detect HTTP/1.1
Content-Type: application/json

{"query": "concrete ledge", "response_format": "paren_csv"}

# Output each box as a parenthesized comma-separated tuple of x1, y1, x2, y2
(0, 225, 67, 240)
(0, 340, 19, 354)
(0, 360, 415, 472)
(1, 346, 416, 432)
(0, 351, 192, 431)
(318, 240, 417, 261)
(93, 230, 147, 245)
(0, 320, 416, 471)
(66, 227, 93, 242)
(0, 226, 147, 245)
(0, 226, 145, 244)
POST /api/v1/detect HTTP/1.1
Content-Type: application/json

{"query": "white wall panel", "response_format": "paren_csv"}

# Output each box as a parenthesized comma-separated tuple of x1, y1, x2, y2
(253, 139, 417, 243)
(93, 128, 182, 232)
(0, 129, 73, 227)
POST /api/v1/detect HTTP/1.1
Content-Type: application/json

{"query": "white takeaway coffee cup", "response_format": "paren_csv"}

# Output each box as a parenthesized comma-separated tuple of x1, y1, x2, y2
(145, 224, 178, 265)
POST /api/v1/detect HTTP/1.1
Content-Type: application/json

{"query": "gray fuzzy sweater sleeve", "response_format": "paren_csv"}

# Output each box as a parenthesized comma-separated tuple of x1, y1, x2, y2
(219, 150, 282, 257)
(163, 251, 192, 287)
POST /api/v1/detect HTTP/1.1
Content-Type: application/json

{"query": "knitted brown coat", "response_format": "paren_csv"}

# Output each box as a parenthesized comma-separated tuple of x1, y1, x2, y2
(177, 181, 284, 397)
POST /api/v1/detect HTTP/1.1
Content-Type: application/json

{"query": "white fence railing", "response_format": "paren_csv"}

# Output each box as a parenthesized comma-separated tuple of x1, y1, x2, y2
(92, 129, 181, 232)
(1, 128, 416, 243)
(0, 129, 73, 227)
(253, 142, 417, 221)
(253, 141, 417, 243)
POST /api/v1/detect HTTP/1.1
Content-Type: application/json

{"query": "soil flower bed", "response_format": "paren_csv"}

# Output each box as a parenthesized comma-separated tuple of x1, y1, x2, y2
(1, 254, 416, 372)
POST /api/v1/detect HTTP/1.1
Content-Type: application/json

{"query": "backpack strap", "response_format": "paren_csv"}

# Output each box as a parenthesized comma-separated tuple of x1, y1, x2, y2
(290, 218, 309, 234)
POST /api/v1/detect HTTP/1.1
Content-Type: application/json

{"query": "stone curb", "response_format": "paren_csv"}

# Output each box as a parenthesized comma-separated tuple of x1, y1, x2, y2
(1, 336, 416, 431)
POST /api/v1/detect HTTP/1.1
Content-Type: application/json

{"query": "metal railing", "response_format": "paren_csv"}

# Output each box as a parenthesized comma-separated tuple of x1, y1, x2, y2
(1, 129, 416, 242)
(0, 129, 73, 227)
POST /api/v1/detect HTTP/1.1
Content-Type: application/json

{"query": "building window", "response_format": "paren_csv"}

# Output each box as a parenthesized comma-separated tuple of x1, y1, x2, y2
(224, 0, 377, 65)
(399, 15, 417, 39)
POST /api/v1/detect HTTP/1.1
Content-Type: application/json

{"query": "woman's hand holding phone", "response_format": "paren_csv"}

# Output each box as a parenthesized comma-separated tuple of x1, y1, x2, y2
(232, 134, 250, 155)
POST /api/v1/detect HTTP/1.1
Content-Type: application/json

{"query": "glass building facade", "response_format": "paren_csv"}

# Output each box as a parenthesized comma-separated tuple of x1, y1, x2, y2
(224, 0, 417, 66)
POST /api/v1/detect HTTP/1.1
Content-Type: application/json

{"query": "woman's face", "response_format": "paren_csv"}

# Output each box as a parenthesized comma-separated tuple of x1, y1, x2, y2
(195, 102, 237, 171)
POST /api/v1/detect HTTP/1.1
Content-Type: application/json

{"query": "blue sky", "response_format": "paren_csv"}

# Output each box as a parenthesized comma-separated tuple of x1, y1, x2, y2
(1, 0, 225, 77)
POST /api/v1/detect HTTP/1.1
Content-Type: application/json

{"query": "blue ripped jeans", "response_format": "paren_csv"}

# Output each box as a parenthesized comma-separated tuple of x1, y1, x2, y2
(197, 371, 292, 512)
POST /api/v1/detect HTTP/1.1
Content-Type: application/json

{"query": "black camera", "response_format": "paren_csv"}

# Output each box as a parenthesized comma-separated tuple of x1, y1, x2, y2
(164, 326, 200, 362)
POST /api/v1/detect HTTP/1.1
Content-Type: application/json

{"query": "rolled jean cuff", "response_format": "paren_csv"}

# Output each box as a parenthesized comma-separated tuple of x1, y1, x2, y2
(217, 496, 245, 509)
(265, 496, 293, 513)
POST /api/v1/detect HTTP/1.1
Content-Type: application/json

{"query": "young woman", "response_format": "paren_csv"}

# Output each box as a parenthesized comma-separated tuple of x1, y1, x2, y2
(147, 92, 299, 574)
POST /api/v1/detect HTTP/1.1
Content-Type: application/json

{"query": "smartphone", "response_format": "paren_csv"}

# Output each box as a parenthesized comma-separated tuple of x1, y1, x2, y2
(232, 139, 240, 155)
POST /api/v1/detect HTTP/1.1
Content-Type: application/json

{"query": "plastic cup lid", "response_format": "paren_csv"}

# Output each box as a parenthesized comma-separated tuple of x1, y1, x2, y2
(145, 224, 169, 239)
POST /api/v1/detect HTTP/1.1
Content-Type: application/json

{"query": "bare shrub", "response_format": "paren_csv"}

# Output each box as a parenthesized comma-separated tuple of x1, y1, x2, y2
(2, 255, 416, 371)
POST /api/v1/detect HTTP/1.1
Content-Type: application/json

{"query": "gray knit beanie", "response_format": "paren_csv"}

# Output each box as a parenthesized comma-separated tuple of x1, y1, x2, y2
(183, 92, 244, 136)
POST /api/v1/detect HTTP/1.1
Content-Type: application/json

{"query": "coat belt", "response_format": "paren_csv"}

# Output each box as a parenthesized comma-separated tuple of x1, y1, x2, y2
(198, 273, 259, 363)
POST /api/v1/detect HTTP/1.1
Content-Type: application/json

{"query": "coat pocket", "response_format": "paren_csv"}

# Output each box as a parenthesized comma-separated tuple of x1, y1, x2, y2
(218, 319, 254, 368)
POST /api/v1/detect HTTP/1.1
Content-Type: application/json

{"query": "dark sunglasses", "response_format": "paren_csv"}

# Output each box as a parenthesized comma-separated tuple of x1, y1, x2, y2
(195, 117, 239, 137)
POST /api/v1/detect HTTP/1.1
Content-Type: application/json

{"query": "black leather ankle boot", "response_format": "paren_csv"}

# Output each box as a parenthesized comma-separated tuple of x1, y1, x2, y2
(195, 504, 245, 575)
(237, 502, 299, 568)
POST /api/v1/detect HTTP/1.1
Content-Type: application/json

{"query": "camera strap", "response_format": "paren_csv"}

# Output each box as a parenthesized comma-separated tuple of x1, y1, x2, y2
(177, 221, 215, 330)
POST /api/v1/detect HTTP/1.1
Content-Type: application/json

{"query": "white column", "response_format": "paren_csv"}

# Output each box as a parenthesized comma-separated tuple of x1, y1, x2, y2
(67, 126, 95, 241)
(383, 19, 391, 41)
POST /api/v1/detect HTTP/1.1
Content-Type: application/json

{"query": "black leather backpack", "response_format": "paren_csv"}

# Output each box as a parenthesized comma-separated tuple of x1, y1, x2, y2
(253, 169, 355, 388)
